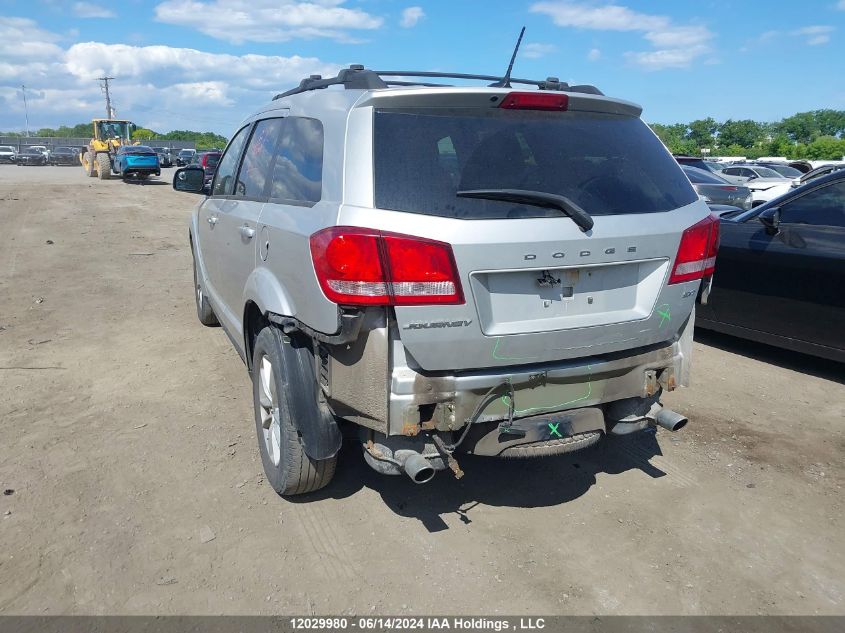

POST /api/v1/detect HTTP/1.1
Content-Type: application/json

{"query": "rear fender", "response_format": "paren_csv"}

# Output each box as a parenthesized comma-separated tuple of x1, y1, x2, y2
(243, 267, 296, 320)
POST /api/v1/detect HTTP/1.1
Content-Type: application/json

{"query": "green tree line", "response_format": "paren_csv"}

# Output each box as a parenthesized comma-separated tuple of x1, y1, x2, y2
(650, 110, 845, 160)
(2, 123, 228, 150)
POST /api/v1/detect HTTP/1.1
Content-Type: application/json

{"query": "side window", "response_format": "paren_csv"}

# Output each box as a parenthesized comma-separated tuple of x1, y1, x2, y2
(723, 168, 738, 176)
(268, 117, 324, 204)
(780, 181, 845, 227)
(211, 125, 250, 196)
(236, 118, 285, 199)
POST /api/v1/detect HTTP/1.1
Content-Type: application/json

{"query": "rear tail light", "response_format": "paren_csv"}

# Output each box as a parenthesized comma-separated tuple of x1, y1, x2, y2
(718, 186, 738, 191)
(498, 92, 569, 111)
(668, 215, 720, 284)
(310, 227, 464, 306)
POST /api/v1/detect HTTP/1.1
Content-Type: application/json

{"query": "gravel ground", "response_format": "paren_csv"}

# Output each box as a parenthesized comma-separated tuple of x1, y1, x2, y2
(0, 166, 843, 615)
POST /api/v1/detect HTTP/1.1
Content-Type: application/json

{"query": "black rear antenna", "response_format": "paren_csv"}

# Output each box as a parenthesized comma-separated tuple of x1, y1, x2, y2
(491, 26, 525, 88)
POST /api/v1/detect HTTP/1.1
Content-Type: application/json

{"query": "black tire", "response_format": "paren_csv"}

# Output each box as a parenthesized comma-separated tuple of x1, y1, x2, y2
(252, 326, 336, 496)
(96, 152, 111, 180)
(83, 152, 96, 177)
(192, 250, 218, 326)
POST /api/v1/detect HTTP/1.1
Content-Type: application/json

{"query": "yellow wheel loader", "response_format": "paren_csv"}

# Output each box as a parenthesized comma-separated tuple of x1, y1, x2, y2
(81, 119, 137, 180)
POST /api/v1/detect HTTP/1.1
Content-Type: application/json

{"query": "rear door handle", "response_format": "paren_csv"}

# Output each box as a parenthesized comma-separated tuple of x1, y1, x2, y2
(207, 215, 218, 225)
(239, 225, 256, 239)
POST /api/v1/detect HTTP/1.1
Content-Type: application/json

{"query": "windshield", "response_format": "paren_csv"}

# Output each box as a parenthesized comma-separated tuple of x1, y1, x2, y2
(683, 165, 730, 185)
(55, 147, 74, 153)
(179, 150, 194, 156)
(374, 109, 697, 219)
(97, 121, 130, 140)
(23, 148, 40, 154)
(0, 146, 14, 151)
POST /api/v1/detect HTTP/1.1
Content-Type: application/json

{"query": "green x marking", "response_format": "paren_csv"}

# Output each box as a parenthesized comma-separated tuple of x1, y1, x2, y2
(657, 304, 671, 327)
(548, 422, 562, 438)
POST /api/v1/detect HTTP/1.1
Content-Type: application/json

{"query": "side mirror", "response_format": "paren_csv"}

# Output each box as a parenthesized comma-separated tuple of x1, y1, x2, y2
(173, 167, 207, 194)
(759, 206, 781, 235)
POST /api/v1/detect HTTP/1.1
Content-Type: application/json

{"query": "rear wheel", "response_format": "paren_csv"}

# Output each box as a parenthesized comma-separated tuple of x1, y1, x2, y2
(82, 152, 95, 177)
(252, 326, 336, 496)
(192, 250, 218, 326)
(96, 153, 111, 180)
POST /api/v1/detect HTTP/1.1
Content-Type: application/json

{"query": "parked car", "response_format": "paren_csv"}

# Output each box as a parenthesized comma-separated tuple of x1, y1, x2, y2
(673, 155, 723, 174)
(172, 66, 717, 496)
(176, 148, 196, 166)
(697, 170, 845, 362)
(113, 145, 161, 180)
(28, 145, 50, 160)
(793, 163, 845, 188)
(195, 151, 221, 185)
(717, 165, 792, 206)
(0, 145, 17, 163)
(682, 165, 752, 210)
(786, 160, 813, 174)
(748, 162, 803, 178)
(50, 146, 78, 166)
(16, 147, 48, 166)
(153, 147, 173, 167)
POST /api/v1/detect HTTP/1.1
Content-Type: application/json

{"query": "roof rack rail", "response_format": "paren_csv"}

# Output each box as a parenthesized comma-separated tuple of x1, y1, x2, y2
(272, 65, 603, 100)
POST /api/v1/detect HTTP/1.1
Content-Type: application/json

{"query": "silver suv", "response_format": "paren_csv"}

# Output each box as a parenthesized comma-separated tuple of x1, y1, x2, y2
(174, 66, 719, 496)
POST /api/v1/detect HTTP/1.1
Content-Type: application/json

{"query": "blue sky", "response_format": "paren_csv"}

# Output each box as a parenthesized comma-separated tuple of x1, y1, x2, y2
(1, 0, 843, 135)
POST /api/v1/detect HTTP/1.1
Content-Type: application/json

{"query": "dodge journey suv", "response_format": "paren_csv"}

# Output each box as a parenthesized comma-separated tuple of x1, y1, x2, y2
(173, 66, 718, 496)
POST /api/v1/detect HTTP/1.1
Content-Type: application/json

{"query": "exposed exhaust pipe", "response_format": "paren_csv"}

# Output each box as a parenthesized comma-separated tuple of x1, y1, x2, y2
(362, 441, 440, 483)
(652, 408, 688, 432)
(401, 453, 436, 484)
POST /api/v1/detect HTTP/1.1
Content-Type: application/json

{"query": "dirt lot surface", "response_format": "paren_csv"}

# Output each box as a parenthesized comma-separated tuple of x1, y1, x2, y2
(0, 166, 843, 616)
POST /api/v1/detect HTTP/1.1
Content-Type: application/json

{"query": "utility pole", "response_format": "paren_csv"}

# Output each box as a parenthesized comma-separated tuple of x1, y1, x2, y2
(97, 77, 116, 119)
(21, 84, 30, 137)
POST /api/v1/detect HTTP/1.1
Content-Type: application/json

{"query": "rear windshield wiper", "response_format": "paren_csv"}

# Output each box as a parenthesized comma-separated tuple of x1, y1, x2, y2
(456, 189, 594, 231)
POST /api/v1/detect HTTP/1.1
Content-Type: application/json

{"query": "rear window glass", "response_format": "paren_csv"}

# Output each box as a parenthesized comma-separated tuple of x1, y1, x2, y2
(683, 165, 728, 184)
(122, 146, 155, 155)
(374, 109, 697, 219)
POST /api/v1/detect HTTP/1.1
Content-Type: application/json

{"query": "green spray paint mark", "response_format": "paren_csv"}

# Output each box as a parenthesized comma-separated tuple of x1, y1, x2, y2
(656, 304, 671, 327)
(492, 337, 538, 362)
(500, 365, 594, 415)
(548, 422, 562, 438)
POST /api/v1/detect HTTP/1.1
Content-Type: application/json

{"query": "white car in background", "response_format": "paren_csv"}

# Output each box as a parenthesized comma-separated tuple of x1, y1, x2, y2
(0, 145, 17, 163)
(716, 164, 792, 207)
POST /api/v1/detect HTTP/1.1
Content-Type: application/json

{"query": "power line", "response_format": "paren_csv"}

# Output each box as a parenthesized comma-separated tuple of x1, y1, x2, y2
(97, 77, 115, 118)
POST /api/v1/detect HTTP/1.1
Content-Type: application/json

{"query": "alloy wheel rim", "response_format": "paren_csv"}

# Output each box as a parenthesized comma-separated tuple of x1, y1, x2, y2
(258, 355, 281, 466)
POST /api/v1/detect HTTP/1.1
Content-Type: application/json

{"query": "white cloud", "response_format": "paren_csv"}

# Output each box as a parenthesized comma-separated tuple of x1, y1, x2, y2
(744, 25, 834, 51)
(0, 17, 339, 134)
(154, 0, 383, 44)
(400, 6, 425, 28)
(73, 2, 116, 18)
(0, 17, 64, 61)
(587, 48, 601, 61)
(792, 25, 834, 45)
(522, 43, 556, 59)
(530, 1, 714, 70)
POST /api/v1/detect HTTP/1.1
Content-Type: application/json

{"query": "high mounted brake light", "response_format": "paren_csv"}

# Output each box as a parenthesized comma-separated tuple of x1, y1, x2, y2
(498, 92, 569, 111)
(668, 215, 720, 284)
(310, 227, 464, 306)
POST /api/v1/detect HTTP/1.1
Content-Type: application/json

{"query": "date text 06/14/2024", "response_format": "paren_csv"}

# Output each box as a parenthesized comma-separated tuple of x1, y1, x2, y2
(289, 617, 547, 630)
